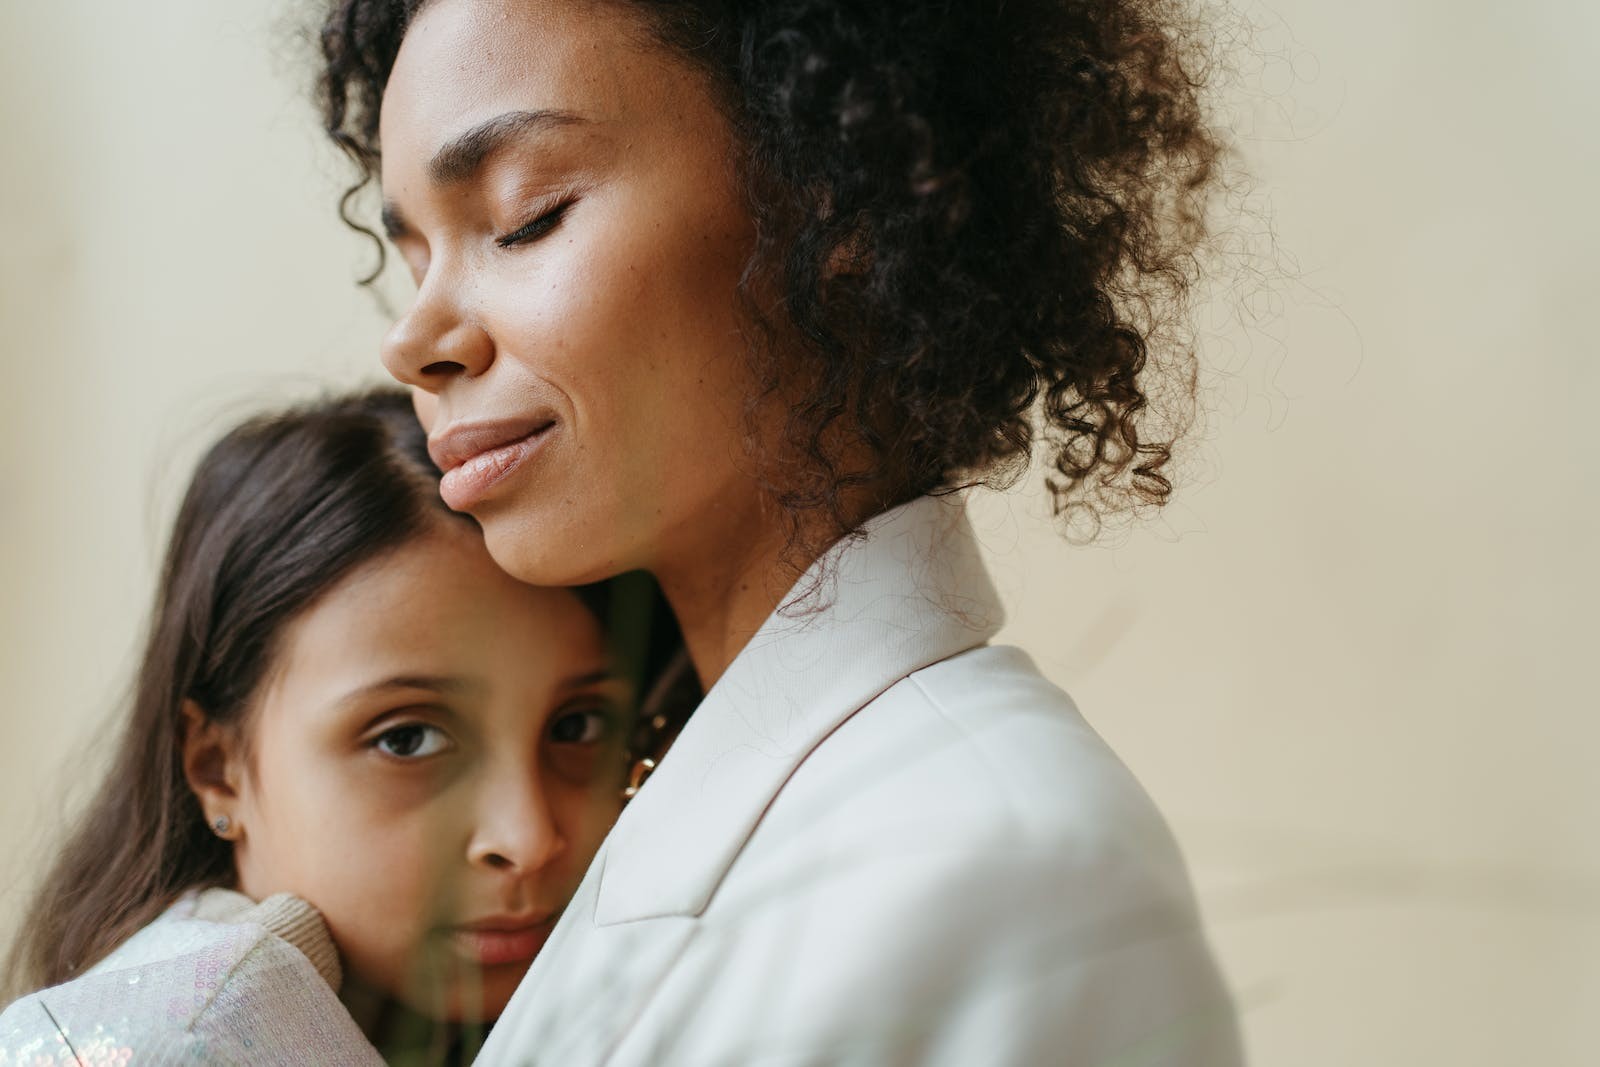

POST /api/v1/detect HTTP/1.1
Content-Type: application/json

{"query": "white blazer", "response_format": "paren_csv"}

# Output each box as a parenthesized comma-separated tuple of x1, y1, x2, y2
(479, 495, 1242, 1066)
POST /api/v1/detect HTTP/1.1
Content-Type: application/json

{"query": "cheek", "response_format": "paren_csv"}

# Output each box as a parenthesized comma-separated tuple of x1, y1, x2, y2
(247, 760, 453, 991)
(490, 194, 754, 430)
(552, 780, 626, 866)
(465, 183, 764, 580)
(310, 808, 458, 995)
(237, 736, 343, 890)
(492, 232, 659, 391)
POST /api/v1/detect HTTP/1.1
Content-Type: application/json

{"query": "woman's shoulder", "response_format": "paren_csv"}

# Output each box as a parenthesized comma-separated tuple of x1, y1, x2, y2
(672, 644, 1240, 1066)
(767, 642, 1193, 888)
(0, 889, 380, 1065)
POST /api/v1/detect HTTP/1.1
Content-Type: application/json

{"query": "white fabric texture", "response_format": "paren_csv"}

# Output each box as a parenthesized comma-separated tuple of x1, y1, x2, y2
(478, 495, 1243, 1066)
(0, 888, 382, 1066)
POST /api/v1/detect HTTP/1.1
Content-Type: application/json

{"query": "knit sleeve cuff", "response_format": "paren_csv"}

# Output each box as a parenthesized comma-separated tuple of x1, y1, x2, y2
(192, 887, 344, 990)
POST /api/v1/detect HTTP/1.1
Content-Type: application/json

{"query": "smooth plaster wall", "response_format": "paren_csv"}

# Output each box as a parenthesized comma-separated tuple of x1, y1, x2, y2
(2, 2, 1596, 1063)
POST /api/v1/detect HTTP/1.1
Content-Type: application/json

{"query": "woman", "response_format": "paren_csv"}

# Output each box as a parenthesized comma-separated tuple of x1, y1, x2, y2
(318, 0, 1241, 1063)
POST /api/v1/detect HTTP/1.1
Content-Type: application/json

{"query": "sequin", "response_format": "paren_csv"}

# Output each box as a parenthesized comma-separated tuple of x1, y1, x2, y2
(0, 889, 382, 1064)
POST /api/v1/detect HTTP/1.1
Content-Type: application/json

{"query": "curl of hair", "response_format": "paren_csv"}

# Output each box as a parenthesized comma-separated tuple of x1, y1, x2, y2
(317, 0, 1225, 535)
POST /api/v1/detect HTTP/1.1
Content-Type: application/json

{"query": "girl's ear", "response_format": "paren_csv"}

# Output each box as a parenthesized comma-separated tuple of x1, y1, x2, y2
(180, 700, 244, 835)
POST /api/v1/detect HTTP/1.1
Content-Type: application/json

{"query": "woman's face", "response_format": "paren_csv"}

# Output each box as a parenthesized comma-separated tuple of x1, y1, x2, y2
(226, 523, 630, 1022)
(378, 0, 769, 587)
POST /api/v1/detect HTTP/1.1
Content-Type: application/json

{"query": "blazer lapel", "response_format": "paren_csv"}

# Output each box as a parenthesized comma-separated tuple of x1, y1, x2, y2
(478, 850, 699, 1065)
(595, 494, 1004, 925)
(477, 496, 1006, 1065)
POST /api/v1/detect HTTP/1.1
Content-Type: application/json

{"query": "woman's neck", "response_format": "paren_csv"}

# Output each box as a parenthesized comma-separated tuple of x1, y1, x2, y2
(657, 515, 806, 691)
(656, 484, 903, 690)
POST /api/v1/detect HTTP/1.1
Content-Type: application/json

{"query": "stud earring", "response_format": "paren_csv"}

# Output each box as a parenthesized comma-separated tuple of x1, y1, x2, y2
(211, 815, 232, 837)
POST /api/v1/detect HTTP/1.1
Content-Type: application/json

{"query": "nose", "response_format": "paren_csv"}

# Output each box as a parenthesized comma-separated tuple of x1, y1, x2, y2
(466, 766, 569, 875)
(380, 274, 495, 390)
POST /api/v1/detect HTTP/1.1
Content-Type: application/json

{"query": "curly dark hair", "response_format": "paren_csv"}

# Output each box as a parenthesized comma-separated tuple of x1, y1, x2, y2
(317, 0, 1224, 538)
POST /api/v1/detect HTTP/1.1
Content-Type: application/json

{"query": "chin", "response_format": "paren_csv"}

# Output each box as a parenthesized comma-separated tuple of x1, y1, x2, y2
(435, 972, 524, 1025)
(478, 508, 631, 587)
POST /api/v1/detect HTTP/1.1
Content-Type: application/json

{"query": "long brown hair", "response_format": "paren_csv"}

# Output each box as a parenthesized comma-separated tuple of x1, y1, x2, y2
(6, 387, 685, 999)
(6, 389, 468, 995)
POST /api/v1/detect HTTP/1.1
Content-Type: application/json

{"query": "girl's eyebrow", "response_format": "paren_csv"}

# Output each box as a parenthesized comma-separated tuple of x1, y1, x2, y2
(338, 674, 476, 705)
(559, 668, 622, 694)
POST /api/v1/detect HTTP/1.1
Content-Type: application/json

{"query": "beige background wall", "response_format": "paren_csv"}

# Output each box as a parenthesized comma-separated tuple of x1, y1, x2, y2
(2, 2, 1595, 1063)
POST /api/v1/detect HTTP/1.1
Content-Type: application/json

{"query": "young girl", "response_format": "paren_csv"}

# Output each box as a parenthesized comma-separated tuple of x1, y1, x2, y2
(0, 389, 680, 1064)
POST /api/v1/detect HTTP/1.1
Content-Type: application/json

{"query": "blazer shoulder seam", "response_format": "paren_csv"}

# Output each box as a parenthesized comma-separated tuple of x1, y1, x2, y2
(906, 670, 1033, 837)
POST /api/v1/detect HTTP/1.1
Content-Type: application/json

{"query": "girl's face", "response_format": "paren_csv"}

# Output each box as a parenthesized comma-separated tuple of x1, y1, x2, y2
(377, 0, 775, 588)
(218, 522, 629, 1021)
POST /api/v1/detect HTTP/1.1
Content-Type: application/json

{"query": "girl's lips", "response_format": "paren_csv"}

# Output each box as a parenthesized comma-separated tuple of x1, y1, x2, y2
(447, 917, 557, 966)
(436, 423, 554, 511)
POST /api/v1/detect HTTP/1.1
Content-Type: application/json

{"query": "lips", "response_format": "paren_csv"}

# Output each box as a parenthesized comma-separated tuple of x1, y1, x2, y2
(428, 416, 556, 511)
(446, 914, 558, 966)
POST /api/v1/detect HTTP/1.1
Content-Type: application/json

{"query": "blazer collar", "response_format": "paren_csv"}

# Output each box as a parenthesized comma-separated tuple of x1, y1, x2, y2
(595, 494, 1003, 925)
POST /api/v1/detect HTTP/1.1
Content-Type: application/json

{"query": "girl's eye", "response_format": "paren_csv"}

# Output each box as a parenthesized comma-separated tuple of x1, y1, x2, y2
(547, 706, 610, 746)
(373, 723, 452, 759)
(495, 200, 574, 248)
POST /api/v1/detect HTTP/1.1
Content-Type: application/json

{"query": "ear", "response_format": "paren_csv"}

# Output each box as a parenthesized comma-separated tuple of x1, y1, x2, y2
(180, 699, 245, 836)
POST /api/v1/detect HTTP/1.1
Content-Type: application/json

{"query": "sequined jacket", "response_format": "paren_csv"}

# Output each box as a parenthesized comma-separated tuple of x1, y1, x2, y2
(0, 888, 382, 1066)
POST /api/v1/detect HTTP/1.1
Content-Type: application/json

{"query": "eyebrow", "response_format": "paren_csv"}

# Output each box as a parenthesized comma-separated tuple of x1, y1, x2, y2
(430, 109, 587, 184)
(560, 668, 623, 694)
(340, 674, 475, 705)
(381, 108, 588, 241)
(341, 668, 619, 710)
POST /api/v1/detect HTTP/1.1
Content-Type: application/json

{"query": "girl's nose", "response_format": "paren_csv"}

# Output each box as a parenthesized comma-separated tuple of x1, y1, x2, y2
(466, 774, 569, 875)
(380, 277, 494, 390)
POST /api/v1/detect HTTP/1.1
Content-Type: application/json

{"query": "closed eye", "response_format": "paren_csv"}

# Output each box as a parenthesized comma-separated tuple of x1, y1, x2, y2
(496, 200, 575, 248)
